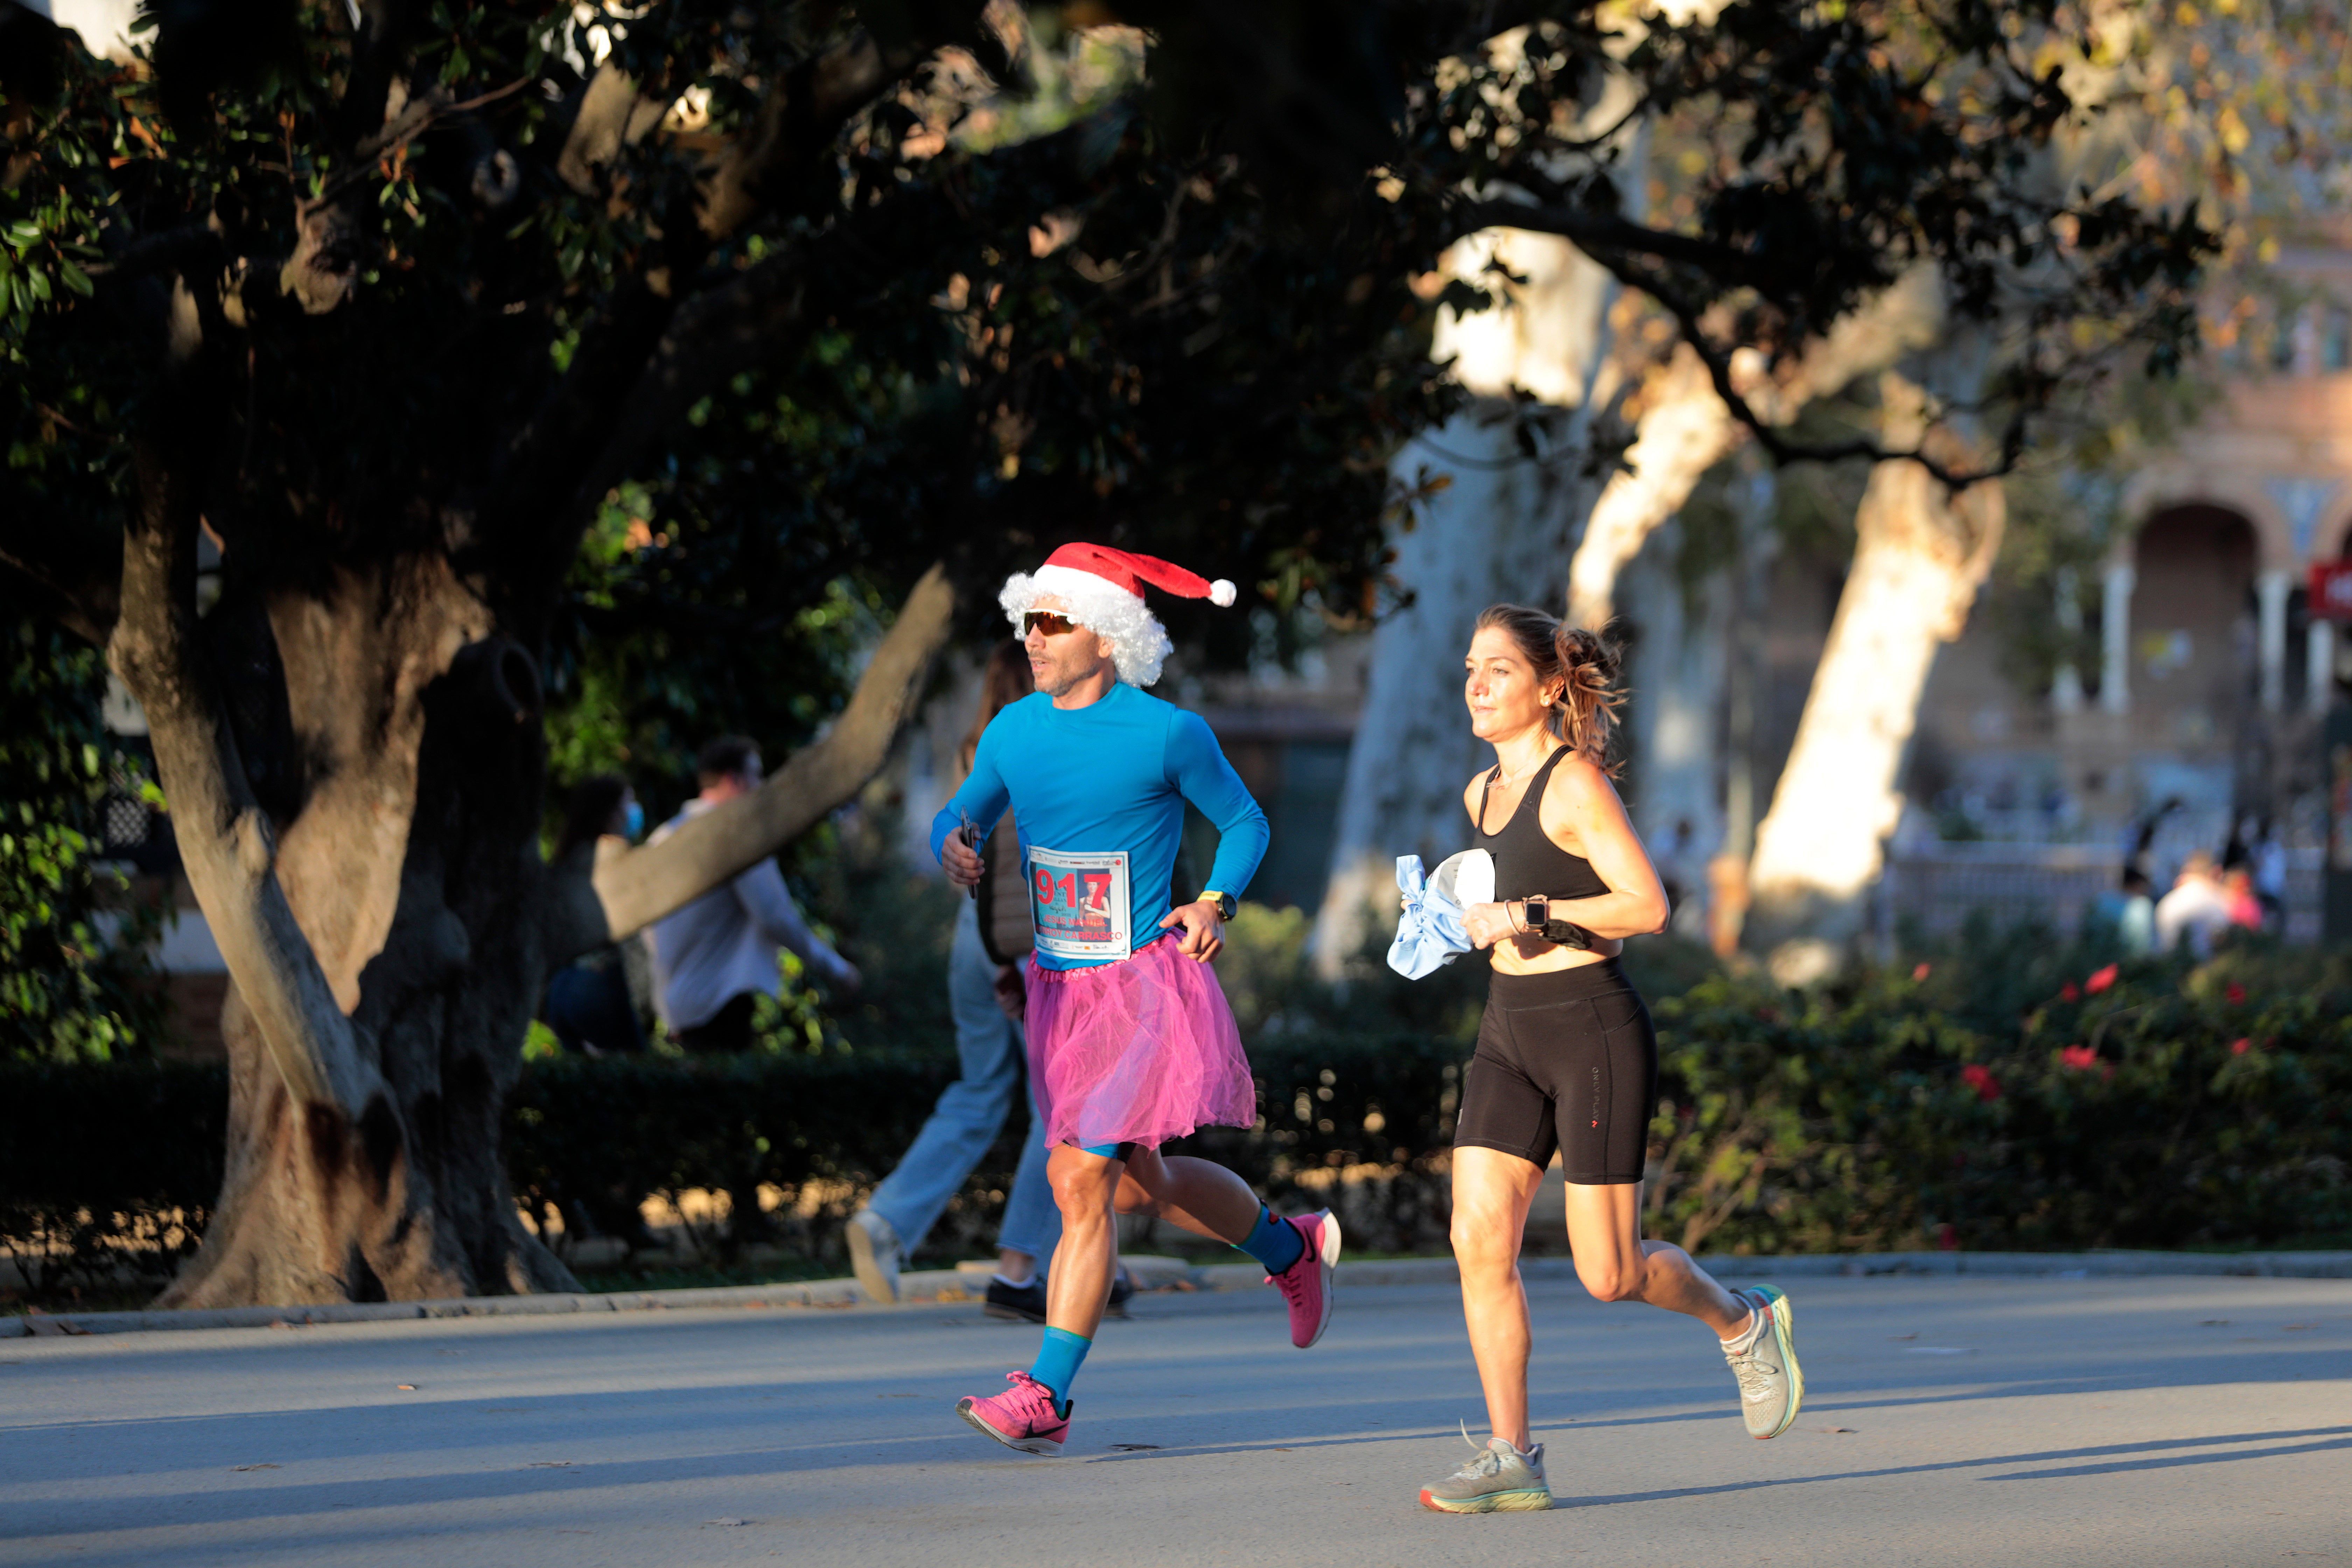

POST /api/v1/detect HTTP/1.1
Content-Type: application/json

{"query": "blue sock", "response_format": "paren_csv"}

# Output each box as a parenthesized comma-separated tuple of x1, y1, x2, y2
(1235, 1204, 1306, 1275)
(1027, 1326, 1091, 1406)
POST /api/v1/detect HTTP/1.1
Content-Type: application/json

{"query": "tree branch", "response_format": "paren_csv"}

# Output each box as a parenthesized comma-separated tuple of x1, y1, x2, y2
(490, 27, 954, 613)
(1466, 196, 2018, 487)
(107, 446, 382, 1118)
(554, 65, 667, 196)
(0, 530, 121, 647)
(85, 224, 232, 284)
(567, 239, 814, 520)
(699, 29, 934, 238)
(1456, 195, 1757, 282)
(542, 564, 958, 961)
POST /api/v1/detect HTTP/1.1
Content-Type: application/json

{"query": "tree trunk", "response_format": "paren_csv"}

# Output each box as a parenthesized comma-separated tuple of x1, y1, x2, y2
(1615, 511, 1735, 930)
(148, 554, 574, 1305)
(112, 491, 955, 1305)
(1312, 225, 1622, 973)
(1744, 374, 2003, 972)
(1567, 346, 1748, 632)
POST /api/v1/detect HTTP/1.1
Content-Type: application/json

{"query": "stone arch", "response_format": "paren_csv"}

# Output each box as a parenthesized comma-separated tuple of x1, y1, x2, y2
(2113, 472, 2297, 571)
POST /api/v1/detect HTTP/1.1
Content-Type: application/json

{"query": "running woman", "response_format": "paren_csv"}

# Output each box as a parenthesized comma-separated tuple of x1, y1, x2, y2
(935, 543, 1342, 1456)
(1417, 604, 1801, 1514)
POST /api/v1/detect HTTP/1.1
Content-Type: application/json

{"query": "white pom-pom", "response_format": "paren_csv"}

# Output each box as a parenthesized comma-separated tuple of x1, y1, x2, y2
(1209, 579, 1237, 607)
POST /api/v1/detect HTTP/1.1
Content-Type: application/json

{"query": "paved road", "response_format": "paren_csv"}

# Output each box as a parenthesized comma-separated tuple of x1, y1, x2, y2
(3, 1274, 2347, 1567)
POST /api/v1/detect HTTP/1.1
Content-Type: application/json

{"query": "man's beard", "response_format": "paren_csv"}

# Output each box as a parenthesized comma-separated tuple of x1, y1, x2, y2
(1032, 639, 1107, 697)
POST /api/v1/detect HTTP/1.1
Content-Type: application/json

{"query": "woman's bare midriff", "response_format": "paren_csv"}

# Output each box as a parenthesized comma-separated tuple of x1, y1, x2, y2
(1488, 933, 1622, 976)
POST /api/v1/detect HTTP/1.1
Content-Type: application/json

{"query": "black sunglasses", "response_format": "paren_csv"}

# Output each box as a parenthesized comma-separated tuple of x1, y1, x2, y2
(1022, 611, 1078, 637)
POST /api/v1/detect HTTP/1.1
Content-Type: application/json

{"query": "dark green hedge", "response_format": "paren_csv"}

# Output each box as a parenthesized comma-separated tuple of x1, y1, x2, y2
(1647, 955, 2352, 1255)
(6, 952, 2347, 1305)
(505, 1034, 1467, 1263)
(0, 1034, 1468, 1297)
(508, 1051, 965, 1259)
(0, 1059, 229, 1293)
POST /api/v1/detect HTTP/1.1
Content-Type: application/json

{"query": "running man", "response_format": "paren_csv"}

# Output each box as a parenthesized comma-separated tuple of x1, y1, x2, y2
(1417, 604, 1802, 1514)
(934, 543, 1342, 1455)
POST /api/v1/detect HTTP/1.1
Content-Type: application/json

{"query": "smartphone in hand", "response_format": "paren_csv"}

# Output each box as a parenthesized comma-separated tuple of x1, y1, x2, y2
(957, 811, 981, 899)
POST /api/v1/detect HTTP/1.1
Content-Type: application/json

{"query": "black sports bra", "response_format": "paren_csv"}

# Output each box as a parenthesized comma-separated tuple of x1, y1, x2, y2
(1475, 746, 1610, 902)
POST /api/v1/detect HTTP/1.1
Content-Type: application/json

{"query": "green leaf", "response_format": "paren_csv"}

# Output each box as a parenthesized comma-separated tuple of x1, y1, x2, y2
(57, 262, 92, 298)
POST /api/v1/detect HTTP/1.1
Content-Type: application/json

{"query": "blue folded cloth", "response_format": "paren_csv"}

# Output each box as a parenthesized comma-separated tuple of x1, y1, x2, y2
(1387, 850, 1493, 980)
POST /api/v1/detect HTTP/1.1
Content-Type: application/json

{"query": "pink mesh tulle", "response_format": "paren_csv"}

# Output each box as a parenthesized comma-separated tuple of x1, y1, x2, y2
(1024, 935, 1257, 1149)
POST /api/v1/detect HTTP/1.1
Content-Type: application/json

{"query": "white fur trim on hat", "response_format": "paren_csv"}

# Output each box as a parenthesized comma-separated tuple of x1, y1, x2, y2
(1000, 570, 1175, 688)
(1209, 579, 1236, 607)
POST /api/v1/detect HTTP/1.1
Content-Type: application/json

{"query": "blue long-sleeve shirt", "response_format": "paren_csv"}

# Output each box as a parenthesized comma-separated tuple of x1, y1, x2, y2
(929, 685, 1269, 969)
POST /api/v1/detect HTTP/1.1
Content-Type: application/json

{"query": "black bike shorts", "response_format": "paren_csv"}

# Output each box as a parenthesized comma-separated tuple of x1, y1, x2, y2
(1453, 958, 1657, 1185)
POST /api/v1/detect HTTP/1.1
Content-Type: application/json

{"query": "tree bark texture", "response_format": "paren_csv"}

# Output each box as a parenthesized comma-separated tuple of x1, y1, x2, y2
(103, 439, 953, 1306)
(112, 489, 560, 1303)
(1745, 373, 2004, 964)
(118, 553, 950, 1308)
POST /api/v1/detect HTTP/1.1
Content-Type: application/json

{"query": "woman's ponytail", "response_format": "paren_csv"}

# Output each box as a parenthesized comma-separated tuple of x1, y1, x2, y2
(1553, 621, 1624, 772)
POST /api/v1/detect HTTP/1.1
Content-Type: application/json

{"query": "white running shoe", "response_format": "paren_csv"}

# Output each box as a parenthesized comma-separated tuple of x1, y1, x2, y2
(1419, 1432, 1552, 1513)
(1723, 1284, 1803, 1438)
(847, 1209, 902, 1303)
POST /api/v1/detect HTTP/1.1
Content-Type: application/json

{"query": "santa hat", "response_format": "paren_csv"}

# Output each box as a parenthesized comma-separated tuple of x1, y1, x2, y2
(1000, 543, 1239, 688)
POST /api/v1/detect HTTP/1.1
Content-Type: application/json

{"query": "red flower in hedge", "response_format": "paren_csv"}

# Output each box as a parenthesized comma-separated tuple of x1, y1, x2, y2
(2231, 1037, 2252, 1056)
(2061, 982, 2080, 1002)
(1961, 1064, 2002, 1102)
(2226, 982, 2246, 1004)
(2086, 965, 2118, 995)
(1913, 962, 1932, 981)
(2060, 1044, 2098, 1070)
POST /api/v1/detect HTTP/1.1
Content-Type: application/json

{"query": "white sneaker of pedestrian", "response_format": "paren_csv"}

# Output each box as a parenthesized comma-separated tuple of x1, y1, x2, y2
(847, 1209, 902, 1303)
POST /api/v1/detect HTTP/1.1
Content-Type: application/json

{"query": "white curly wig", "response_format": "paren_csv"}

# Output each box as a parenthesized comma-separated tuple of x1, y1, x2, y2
(1000, 565, 1176, 687)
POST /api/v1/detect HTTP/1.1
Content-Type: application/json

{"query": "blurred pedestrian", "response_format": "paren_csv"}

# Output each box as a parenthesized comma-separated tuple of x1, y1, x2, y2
(2086, 866, 2155, 957)
(849, 641, 1123, 1322)
(2153, 852, 2233, 959)
(541, 773, 660, 1252)
(2222, 866, 2263, 930)
(2252, 821, 2289, 931)
(543, 773, 650, 1057)
(647, 736, 860, 1054)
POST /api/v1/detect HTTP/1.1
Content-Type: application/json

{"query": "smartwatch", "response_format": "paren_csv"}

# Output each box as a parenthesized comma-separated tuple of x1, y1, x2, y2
(1205, 889, 1237, 922)
(1522, 896, 1548, 933)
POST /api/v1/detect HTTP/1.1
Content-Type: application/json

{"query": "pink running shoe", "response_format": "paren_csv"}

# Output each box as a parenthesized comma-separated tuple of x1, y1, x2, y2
(1268, 1209, 1343, 1349)
(956, 1371, 1072, 1455)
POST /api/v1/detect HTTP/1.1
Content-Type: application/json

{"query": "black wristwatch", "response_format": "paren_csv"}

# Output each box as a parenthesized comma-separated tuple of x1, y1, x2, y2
(1205, 889, 1237, 921)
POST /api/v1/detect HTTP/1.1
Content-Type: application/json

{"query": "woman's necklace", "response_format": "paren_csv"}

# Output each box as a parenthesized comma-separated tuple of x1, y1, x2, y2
(1489, 741, 1561, 786)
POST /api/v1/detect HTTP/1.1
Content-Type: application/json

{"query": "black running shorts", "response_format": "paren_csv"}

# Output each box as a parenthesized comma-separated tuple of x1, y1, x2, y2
(1453, 959, 1657, 1185)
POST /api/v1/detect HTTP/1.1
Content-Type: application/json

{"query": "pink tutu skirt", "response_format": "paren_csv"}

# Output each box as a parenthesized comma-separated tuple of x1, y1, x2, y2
(1024, 934, 1257, 1150)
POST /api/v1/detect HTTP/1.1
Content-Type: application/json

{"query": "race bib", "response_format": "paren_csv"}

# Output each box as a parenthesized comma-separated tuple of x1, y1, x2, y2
(1028, 845, 1132, 962)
